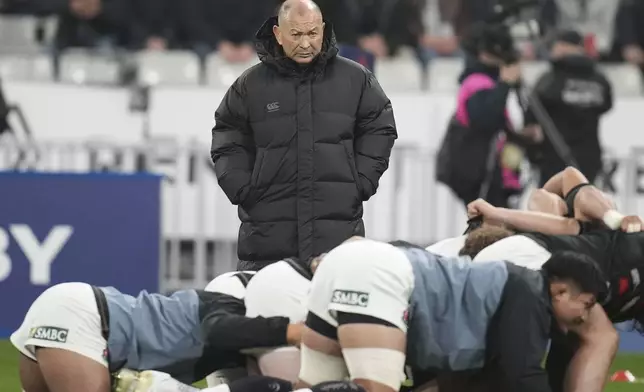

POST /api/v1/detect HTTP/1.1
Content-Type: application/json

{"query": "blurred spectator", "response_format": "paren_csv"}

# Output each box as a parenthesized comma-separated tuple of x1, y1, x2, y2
(316, 0, 424, 58)
(613, 0, 644, 70)
(0, 0, 64, 14)
(436, 23, 536, 209)
(131, 0, 172, 51)
(176, 0, 275, 62)
(419, 0, 461, 64)
(525, 31, 613, 186)
(445, 0, 496, 39)
(540, 0, 621, 59)
(54, 0, 133, 51)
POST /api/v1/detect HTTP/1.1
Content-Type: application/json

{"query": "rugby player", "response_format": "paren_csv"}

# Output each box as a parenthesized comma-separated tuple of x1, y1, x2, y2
(426, 166, 621, 258)
(296, 237, 607, 392)
(465, 199, 644, 392)
(110, 257, 320, 392)
(10, 276, 302, 392)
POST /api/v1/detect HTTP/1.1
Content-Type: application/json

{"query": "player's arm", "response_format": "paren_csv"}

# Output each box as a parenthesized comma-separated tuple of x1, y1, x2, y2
(468, 199, 580, 235)
(490, 277, 552, 392)
(562, 305, 618, 392)
(199, 291, 301, 351)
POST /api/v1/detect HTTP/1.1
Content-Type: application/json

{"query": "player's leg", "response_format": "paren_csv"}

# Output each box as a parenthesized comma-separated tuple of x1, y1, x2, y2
(10, 283, 110, 392)
(325, 239, 414, 392)
(527, 188, 567, 216)
(18, 354, 48, 392)
(337, 313, 407, 392)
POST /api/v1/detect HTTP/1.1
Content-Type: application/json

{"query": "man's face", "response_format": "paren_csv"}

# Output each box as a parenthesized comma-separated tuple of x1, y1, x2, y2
(551, 284, 596, 331)
(273, 12, 324, 64)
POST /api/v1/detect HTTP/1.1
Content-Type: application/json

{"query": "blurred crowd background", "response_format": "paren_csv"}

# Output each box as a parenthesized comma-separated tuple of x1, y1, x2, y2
(0, 0, 643, 89)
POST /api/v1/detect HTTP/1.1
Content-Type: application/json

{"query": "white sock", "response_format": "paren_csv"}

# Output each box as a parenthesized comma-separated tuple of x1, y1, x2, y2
(139, 370, 200, 392)
(201, 385, 231, 392)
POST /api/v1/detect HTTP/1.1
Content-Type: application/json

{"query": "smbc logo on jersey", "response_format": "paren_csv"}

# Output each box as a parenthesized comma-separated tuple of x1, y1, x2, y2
(29, 326, 68, 343)
(331, 290, 370, 307)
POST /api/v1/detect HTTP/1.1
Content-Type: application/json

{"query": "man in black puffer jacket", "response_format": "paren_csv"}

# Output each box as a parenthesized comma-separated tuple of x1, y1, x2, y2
(211, 0, 397, 271)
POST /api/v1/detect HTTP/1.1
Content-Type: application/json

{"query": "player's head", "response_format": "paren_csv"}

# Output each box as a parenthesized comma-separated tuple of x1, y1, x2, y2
(459, 226, 514, 258)
(542, 251, 607, 331)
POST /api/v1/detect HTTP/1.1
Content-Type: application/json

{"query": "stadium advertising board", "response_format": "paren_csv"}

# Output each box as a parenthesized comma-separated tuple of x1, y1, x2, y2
(0, 173, 161, 338)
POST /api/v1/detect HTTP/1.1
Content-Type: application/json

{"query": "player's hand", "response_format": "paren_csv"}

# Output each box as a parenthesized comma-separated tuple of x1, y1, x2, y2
(286, 323, 304, 347)
(620, 215, 643, 233)
(467, 198, 496, 220)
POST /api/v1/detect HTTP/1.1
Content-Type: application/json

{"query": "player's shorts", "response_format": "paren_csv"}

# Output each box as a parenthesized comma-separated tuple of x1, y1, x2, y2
(242, 259, 311, 359)
(205, 271, 256, 300)
(245, 260, 311, 323)
(10, 282, 107, 367)
(307, 239, 414, 333)
(473, 235, 551, 270)
(426, 235, 467, 257)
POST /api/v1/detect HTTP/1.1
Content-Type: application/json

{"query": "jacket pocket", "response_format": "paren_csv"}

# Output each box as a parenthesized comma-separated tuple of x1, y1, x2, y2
(250, 149, 265, 186)
(343, 141, 363, 195)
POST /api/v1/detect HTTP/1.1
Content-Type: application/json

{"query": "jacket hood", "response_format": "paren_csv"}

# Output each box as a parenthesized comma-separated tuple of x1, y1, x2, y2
(550, 54, 596, 75)
(254, 16, 339, 78)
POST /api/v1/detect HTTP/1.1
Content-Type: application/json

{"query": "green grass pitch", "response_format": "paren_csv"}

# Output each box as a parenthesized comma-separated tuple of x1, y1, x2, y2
(0, 340, 642, 390)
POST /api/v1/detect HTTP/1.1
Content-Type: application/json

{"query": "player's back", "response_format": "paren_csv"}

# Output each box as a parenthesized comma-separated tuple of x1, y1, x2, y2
(101, 287, 203, 378)
(524, 229, 644, 321)
(524, 229, 613, 269)
(599, 231, 644, 321)
(402, 248, 509, 372)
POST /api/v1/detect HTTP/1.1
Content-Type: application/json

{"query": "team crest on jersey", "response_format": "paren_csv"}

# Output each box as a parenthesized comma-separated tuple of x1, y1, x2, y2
(331, 290, 369, 307)
(29, 326, 68, 343)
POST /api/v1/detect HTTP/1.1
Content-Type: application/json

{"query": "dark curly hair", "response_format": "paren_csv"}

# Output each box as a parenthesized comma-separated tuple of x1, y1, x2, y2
(459, 226, 514, 258)
(542, 251, 608, 302)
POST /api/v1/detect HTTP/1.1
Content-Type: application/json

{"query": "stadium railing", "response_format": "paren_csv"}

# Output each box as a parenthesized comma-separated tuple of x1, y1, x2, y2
(0, 141, 640, 290)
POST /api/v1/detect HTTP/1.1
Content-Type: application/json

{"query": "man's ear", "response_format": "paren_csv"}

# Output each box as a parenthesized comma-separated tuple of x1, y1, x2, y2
(273, 25, 282, 46)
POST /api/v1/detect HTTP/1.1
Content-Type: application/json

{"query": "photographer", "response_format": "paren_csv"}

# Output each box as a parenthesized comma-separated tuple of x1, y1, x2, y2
(525, 30, 613, 186)
(437, 23, 539, 208)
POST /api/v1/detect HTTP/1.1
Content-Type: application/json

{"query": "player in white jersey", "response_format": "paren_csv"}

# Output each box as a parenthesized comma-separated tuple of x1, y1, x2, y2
(116, 258, 318, 392)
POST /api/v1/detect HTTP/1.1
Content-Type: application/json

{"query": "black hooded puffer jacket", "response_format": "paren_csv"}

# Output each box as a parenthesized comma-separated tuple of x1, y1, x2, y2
(211, 17, 397, 269)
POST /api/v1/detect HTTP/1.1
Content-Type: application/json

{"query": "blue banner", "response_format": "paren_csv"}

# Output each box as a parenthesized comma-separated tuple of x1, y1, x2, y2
(0, 172, 161, 338)
(617, 323, 644, 353)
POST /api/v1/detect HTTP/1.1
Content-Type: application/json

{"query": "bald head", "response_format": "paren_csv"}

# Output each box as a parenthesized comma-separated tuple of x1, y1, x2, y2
(273, 0, 325, 64)
(278, 0, 321, 25)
